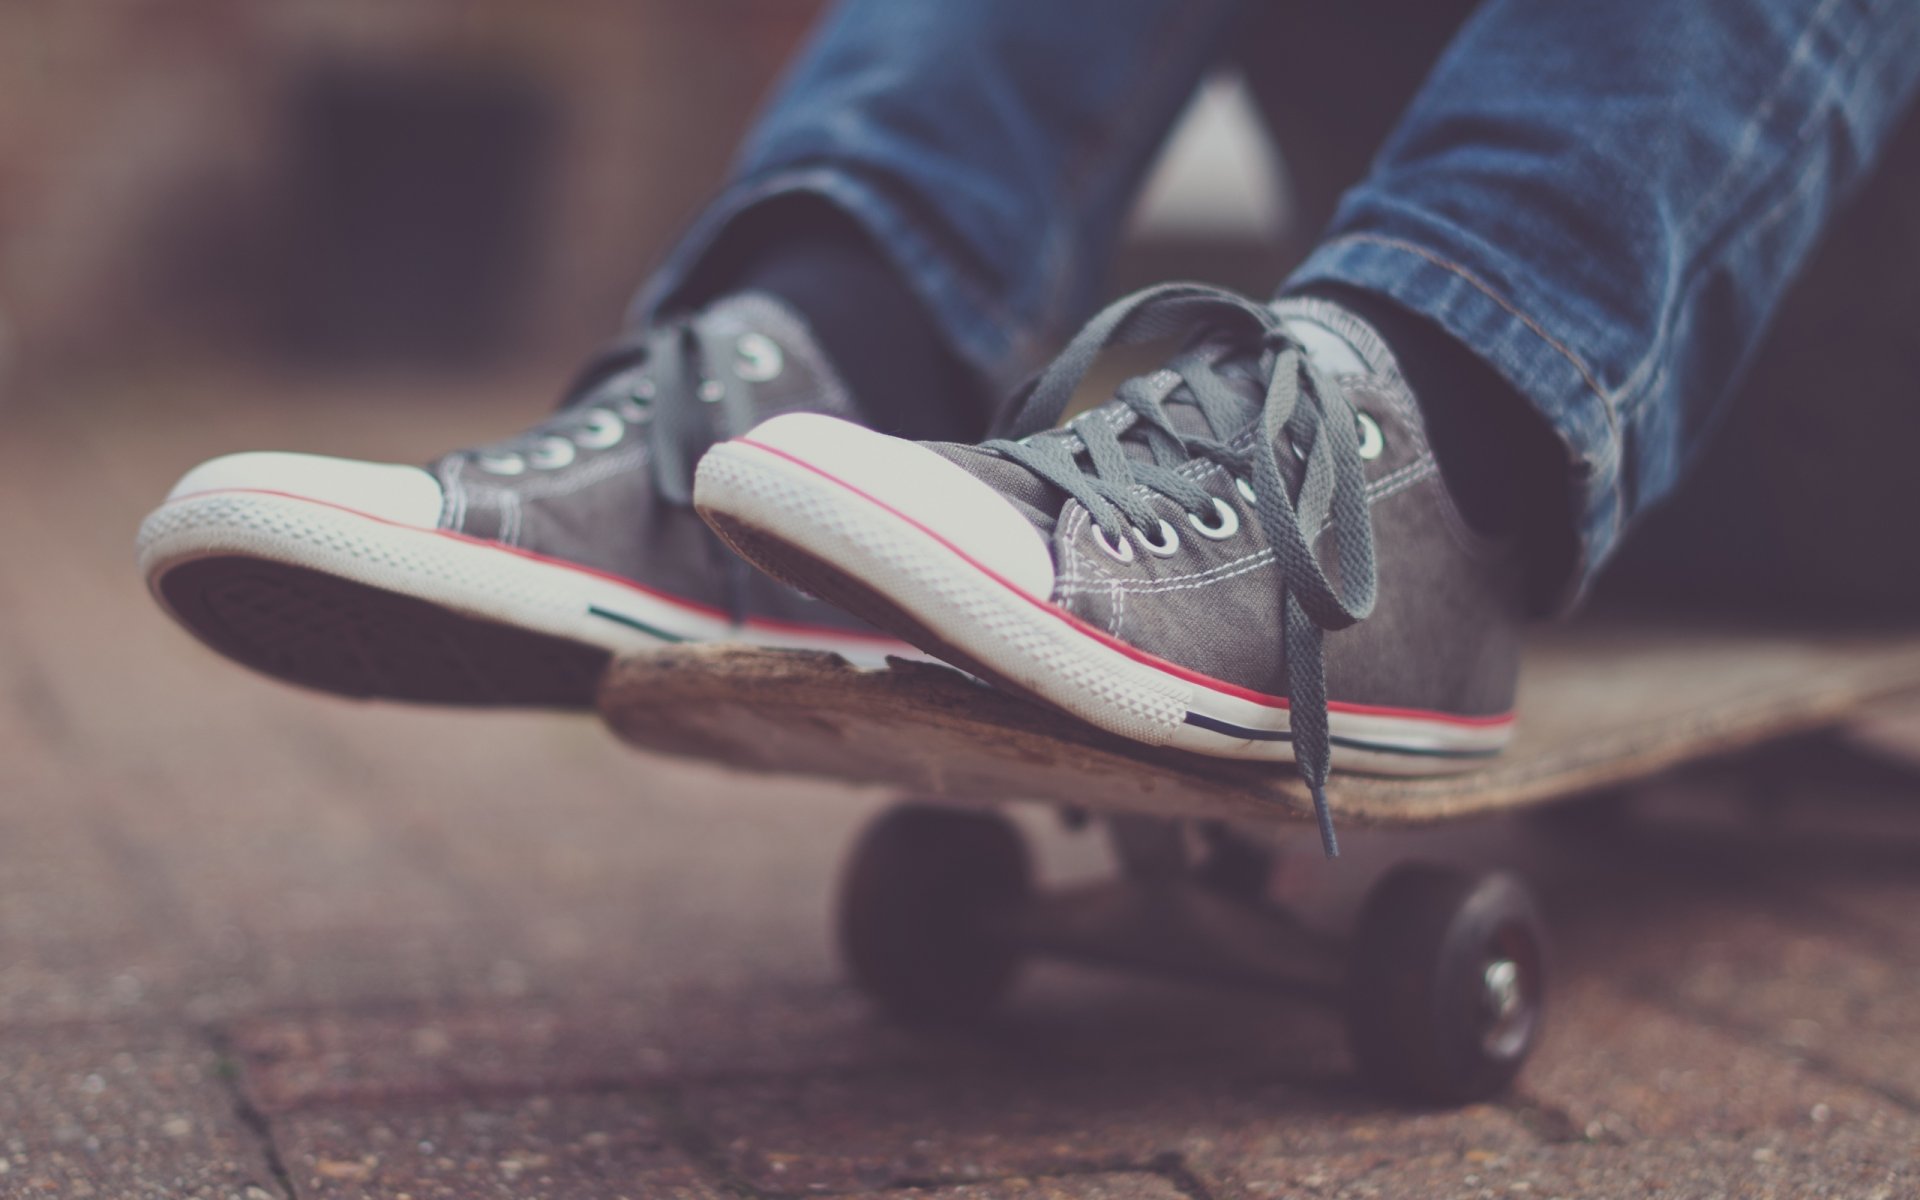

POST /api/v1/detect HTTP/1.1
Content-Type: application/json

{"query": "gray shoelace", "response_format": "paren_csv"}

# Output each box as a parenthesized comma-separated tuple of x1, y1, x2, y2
(982, 282, 1377, 856)
(466, 314, 762, 619)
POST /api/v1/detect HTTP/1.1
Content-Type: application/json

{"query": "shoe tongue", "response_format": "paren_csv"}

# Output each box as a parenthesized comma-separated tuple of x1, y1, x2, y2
(1269, 295, 1399, 379)
(693, 290, 802, 344)
(569, 291, 857, 422)
(941, 311, 1376, 542)
(1128, 305, 1395, 471)
(928, 341, 1271, 539)
(1114, 340, 1265, 464)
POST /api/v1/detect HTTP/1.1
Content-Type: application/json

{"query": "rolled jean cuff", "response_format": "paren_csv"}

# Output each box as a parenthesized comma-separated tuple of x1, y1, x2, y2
(1285, 230, 1626, 609)
(631, 165, 1048, 396)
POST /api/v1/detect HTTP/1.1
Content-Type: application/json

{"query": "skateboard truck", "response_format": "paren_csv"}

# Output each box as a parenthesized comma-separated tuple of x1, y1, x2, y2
(837, 802, 1548, 1106)
(601, 629, 1920, 1106)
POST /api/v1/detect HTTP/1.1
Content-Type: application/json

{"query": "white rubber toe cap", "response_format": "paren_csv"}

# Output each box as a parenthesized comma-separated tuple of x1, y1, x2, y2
(166, 452, 446, 528)
(717, 413, 1057, 600)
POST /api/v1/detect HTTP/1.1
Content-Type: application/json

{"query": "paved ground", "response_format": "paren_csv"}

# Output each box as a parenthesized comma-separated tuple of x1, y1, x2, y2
(3, 370, 1920, 1199)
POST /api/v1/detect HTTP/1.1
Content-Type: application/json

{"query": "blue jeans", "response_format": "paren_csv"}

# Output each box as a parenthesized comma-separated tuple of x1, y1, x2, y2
(639, 0, 1920, 601)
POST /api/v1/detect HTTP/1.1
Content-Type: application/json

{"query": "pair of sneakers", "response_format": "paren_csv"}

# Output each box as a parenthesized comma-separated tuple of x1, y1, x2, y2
(139, 283, 1524, 847)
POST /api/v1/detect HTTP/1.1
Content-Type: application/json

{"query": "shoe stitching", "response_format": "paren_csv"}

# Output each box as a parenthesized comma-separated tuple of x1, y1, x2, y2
(1060, 549, 1280, 598)
(1043, 369, 1455, 602)
(1052, 447, 1436, 594)
(481, 444, 649, 503)
(1059, 501, 1099, 579)
(1344, 377, 1434, 461)
(499, 491, 522, 548)
(1366, 455, 1436, 498)
(1058, 539, 1264, 590)
(441, 456, 468, 532)
(1367, 459, 1440, 507)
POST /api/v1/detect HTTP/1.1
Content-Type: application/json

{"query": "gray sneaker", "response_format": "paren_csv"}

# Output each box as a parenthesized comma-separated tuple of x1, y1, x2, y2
(693, 284, 1526, 852)
(138, 294, 910, 706)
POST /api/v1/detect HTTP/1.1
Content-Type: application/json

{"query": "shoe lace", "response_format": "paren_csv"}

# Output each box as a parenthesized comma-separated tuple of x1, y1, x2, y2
(982, 282, 1377, 856)
(462, 313, 767, 620)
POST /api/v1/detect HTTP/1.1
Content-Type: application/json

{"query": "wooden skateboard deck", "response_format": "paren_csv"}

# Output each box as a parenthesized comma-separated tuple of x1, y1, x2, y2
(598, 619, 1920, 828)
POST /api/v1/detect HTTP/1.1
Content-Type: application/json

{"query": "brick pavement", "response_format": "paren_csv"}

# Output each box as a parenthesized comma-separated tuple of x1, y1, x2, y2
(1, 372, 1918, 1198)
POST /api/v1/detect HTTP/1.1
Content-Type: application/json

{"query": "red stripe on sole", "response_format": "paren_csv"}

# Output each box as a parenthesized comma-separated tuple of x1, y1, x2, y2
(728, 438, 1515, 730)
(160, 486, 910, 648)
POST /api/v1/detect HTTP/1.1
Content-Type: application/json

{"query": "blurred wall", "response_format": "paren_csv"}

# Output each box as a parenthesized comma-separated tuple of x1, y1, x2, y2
(0, 1, 822, 384)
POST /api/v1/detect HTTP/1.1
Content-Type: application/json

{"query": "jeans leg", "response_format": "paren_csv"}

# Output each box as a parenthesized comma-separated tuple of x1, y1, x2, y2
(1282, 0, 1920, 602)
(637, 0, 1248, 393)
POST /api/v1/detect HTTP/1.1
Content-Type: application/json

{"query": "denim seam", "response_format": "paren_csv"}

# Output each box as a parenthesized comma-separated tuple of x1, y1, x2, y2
(1613, 0, 1881, 412)
(1616, 0, 1912, 424)
(1614, 141, 1833, 428)
(1287, 231, 1623, 598)
(1315, 233, 1615, 409)
(1674, 0, 1853, 244)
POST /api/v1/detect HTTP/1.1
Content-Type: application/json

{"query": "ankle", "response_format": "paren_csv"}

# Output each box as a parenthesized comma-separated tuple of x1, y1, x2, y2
(1289, 284, 1573, 600)
(674, 198, 987, 442)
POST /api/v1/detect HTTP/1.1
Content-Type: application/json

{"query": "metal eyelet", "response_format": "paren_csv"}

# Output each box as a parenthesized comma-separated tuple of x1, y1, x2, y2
(734, 332, 784, 382)
(575, 409, 625, 450)
(697, 379, 725, 404)
(1135, 518, 1181, 557)
(631, 378, 657, 401)
(1187, 496, 1240, 540)
(1090, 523, 1135, 563)
(1356, 411, 1385, 460)
(528, 436, 577, 470)
(477, 453, 527, 477)
(1234, 476, 1257, 504)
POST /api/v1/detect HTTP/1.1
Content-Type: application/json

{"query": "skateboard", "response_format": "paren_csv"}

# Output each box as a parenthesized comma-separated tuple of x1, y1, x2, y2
(599, 617, 1920, 1104)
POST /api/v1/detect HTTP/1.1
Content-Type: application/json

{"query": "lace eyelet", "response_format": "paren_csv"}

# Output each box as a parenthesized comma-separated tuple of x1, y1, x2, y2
(575, 409, 625, 450)
(1356, 411, 1385, 460)
(528, 436, 577, 470)
(477, 453, 527, 477)
(616, 398, 649, 423)
(631, 378, 656, 401)
(1090, 524, 1135, 563)
(734, 332, 784, 382)
(1234, 476, 1257, 504)
(1187, 496, 1240, 540)
(1135, 518, 1181, 557)
(697, 379, 725, 404)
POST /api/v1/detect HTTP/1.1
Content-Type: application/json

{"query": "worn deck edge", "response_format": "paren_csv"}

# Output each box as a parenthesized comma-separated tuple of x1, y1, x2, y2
(598, 629, 1920, 826)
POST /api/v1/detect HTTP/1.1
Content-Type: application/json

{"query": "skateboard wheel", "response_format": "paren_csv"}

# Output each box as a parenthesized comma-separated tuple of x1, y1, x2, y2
(837, 803, 1031, 1027)
(1345, 864, 1547, 1105)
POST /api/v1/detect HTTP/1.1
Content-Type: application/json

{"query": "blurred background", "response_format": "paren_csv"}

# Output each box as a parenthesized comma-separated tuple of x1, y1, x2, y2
(2, 2, 829, 388)
(0, 0, 1298, 398)
(5, 0, 1919, 609)
(2, 8, 1920, 1197)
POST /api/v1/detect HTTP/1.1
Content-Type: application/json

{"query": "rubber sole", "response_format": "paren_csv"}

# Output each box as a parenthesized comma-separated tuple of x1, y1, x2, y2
(695, 438, 1513, 773)
(140, 487, 911, 706)
(156, 555, 613, 705)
